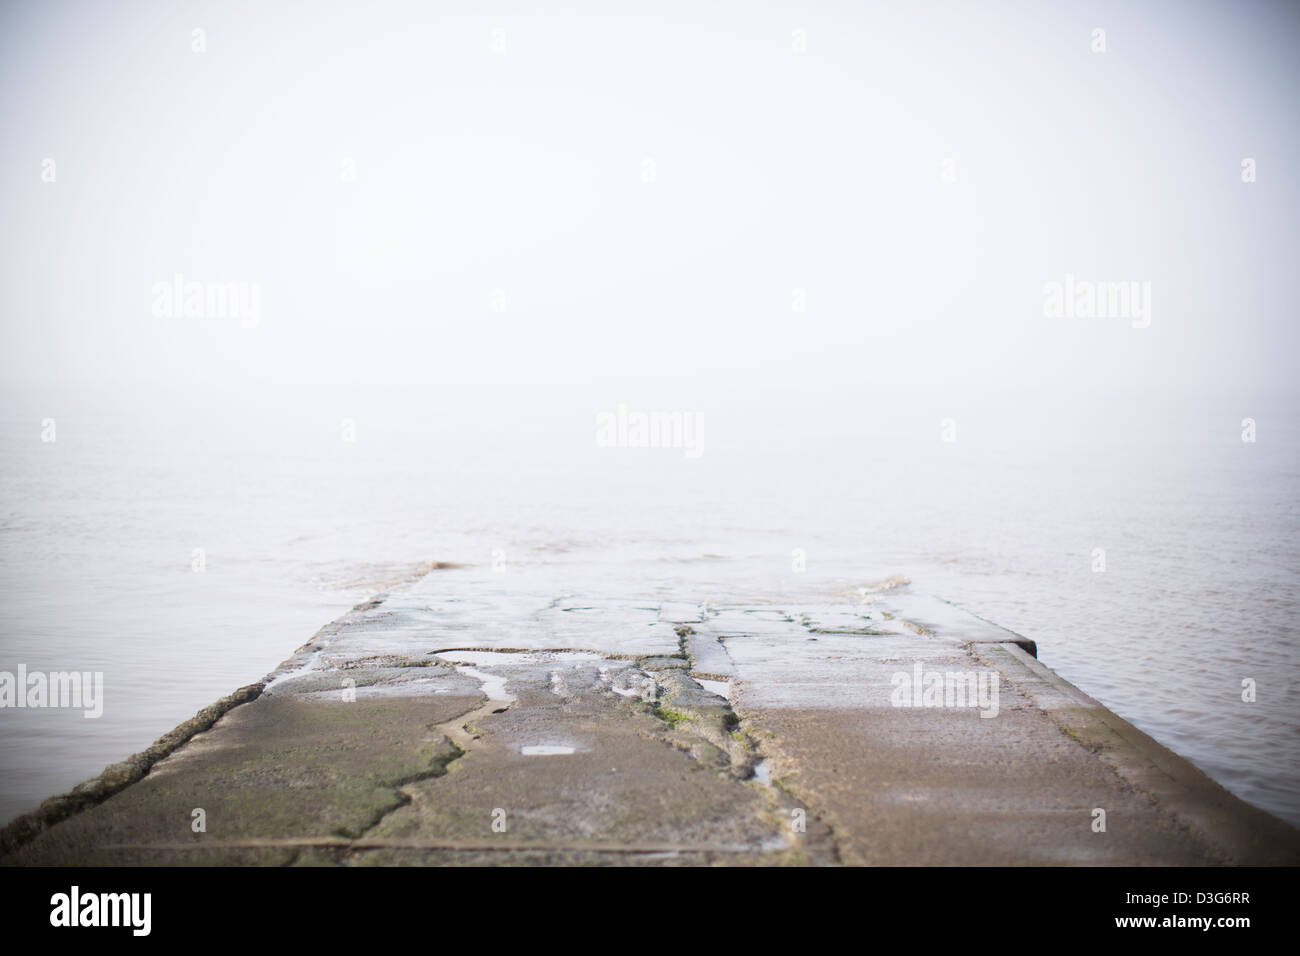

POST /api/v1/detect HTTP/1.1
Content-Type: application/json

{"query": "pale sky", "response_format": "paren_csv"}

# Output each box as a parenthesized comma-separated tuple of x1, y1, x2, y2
(2, 0, 1297, 401)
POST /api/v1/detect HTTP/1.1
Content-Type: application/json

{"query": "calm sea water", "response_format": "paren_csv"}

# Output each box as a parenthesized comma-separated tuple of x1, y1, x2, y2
(2, 383, 1297, 828)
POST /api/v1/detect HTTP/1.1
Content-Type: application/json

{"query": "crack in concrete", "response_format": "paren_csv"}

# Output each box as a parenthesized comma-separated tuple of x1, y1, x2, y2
(343, 748, 466, 845)
(669, 620, 843, 864)
(340, 702, 480, 859)
(631, 632, 843, 863)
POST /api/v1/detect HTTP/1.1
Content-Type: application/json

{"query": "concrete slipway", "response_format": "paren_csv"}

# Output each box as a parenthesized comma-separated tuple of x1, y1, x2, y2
(3, 565, 1296, 866)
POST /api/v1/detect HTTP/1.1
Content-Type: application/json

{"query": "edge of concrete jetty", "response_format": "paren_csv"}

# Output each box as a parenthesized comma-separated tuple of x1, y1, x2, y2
(971, 641, 1300, 865)
(887, 591, 1300, 864)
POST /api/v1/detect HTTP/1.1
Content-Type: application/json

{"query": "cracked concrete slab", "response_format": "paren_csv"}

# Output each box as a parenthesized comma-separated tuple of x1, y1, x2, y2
(3, 567, 1297, 866)
(358, 656, 813, 864)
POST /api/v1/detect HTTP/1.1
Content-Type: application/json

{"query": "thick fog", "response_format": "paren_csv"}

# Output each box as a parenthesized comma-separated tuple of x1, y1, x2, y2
(2, 0, 1297, 407)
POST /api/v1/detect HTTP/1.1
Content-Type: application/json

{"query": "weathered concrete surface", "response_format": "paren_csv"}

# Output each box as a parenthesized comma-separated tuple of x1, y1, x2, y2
(4, 653, 823, 866)
(3, 695, 477, 866)
(4, 567, 1298, 866)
